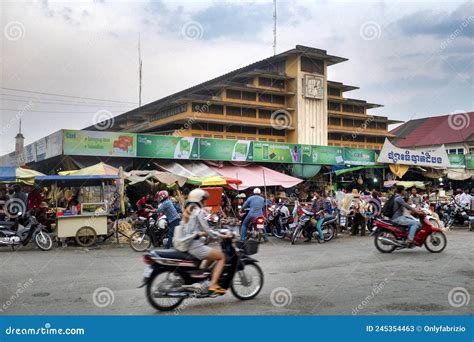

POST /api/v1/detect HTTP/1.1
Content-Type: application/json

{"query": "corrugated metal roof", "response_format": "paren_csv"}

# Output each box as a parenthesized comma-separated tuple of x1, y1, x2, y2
(391, 112, 474, 147)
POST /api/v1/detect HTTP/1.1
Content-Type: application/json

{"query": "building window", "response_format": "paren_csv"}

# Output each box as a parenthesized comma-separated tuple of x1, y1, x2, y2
(342, 119, 353, 127)
(376, 122, 387, 130)
(301, 56, 324, 74)
(328, 87, 341, 97)
(259, 109, 272, 119)
(242, 108, 257, 117)
(342, 104, 353, 113)
(259, 128, 271, 135)
(328, 102, 341, 111)
(150, 103, 187, 121)
(227, 106, 242, 116)
(272, 95, 285, 105)
(192, 102, 224, 114)
(261, 60, 286, 74)
(242, 126, 257, 134)
(258, 93, 285, 105)
(353, 106, 364, 114)
(258, 93, 272, 103)
(329, 117, 341, 126)
(258, 77, 285, 89)
(242, 91, 257, 101)
(227, 89, 241, 99)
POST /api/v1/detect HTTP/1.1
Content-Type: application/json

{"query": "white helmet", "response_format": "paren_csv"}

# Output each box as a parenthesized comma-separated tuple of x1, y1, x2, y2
(253, 188, 261, 194)
(187, 189, 209, 204)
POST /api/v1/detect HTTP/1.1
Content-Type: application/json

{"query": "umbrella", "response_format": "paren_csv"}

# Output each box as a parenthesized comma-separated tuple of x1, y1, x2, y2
(59, 162, 119, 176)
(186, 176, 242, 186)
(0, 167, 45, 184)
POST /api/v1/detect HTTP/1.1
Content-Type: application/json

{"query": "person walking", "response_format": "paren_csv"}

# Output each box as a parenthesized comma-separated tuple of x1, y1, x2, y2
(351, 189, 366, 236)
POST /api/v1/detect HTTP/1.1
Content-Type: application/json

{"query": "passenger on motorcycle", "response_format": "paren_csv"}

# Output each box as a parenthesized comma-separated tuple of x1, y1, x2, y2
(181, 189, 230, 294)
(240, 188, 267, 241)
(305, 191, 325, 243)
(391, 186, 423, 247)
(156, 190, 182, 249)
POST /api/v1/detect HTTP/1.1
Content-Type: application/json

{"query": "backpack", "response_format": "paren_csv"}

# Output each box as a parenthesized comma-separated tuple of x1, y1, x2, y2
(380, 195, 396, 218)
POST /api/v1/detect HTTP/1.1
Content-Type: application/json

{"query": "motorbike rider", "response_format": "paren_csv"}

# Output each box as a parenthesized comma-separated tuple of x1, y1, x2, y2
(240, 188, 267, 241)
(181, 189, 230, 294)
(391, 186, 423, 247)
(156, 190, 181, 249)
(305, 191, 325, 243)
(409, 187, 423, 209)
(459, 188, 472, 209)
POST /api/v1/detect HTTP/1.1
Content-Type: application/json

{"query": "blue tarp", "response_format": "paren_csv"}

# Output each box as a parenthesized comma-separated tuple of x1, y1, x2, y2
(35, 175, 119, 182)
(0, 167, 16, 181)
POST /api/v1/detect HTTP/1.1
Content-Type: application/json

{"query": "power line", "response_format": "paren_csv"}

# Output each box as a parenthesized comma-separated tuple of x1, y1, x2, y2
(0, 108, 124, 113)
(0, 95, 133, 107)
(0, 87, 137, 105)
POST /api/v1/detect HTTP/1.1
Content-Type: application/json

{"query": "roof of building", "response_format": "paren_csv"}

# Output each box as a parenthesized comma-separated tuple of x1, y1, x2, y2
(390, 112, 474, 147)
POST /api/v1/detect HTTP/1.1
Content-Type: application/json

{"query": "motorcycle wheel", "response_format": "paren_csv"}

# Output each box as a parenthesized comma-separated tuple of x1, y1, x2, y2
(129, 231, 152, 252)
(272, 226, 285, 239)
(424, 232, 447, 253)
(429, 218, 440, 228)
(323, 224, 335, 242)
(291, 226, 303, 245)
(374, 230, 397, 253)
(146, 271, 184, 311)
(35, 231, 53, 251)
(231, 263, 264, 300)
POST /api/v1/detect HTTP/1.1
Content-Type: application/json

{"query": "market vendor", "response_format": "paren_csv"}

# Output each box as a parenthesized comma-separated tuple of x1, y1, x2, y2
(27, 186, 44, 210)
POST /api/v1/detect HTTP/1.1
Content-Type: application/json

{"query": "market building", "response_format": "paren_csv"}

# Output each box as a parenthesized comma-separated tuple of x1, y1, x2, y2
(87, 45, 396, 150)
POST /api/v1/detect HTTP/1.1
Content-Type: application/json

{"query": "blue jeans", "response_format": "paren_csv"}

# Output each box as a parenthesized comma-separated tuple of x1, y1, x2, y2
(315, 218, 325, 241)
(241, 212, 267, 241)
(392, 216, 420, 240)
(166, 218, 181, 249)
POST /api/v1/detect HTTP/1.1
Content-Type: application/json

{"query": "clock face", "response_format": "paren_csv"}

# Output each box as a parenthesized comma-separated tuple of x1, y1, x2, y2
(304, 75, 324, 99)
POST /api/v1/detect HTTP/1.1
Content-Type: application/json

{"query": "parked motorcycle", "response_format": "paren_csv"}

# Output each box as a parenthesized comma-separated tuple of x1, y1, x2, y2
(130, 213, 169, 252)
(239, 208, 266, 241)
(140, 228, 264, 312)
(267, 201, 295, 239)
(291, 207, 335, 244)
(441, 197, 470, 229)
(373, 213, 447, 253)
(0, 214, 53, 251)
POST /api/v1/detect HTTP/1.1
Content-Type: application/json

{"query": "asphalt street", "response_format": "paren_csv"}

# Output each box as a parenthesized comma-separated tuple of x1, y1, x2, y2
(0, 229, 472, 316)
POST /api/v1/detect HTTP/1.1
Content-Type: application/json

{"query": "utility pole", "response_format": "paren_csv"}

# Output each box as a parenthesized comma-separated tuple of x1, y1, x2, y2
(138, 33, 143, 107)
(273, 0, 277, 56)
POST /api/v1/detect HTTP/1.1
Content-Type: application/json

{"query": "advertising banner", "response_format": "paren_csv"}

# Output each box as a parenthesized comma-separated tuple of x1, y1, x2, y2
(302, 145, 344, 165)
(253, 142, 301, 163)
(448, 154, 465, 168)
(36, 130, 63, 161)
(377, 139, 450, 167)
(344, 147, 377, 165)
(63, 130, 136, 157)
(137, 135, 198, 159)
(199, 138, 253, 161)
(465, 154, 474, 169)
(24, 143, 36, 164)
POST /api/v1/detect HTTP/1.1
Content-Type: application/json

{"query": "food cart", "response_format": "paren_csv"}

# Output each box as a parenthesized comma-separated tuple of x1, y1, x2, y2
(35, 175, 119, 247)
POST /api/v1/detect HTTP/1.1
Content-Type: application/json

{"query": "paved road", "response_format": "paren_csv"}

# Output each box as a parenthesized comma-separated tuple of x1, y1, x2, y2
(0, 230, 472, 315)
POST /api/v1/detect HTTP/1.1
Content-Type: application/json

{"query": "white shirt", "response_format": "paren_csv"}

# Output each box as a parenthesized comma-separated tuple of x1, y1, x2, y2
(459, 193, 472, 207)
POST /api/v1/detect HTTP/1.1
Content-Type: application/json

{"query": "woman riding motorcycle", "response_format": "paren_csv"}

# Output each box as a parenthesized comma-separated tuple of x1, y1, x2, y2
(181, 189, 230, 294)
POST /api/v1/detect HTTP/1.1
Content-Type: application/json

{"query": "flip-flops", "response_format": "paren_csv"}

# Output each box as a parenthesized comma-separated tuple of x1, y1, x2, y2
(208, 287, 226, 294)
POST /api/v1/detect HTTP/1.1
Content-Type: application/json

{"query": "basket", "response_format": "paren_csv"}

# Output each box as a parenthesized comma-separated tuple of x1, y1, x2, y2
(236, 240, 259, 255)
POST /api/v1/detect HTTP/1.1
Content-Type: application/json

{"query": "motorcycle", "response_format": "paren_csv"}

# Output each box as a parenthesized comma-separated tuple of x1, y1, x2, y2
(0, 214, 53, 251)
(267, 201, 295, 239)
(291, 207, 335, 245)
(239, 208, 266, 241)
(441, 197, 470, 229)
(130, 213, 169, 252)
(373, 213, 447, 253)
(139, 228, 264, 312)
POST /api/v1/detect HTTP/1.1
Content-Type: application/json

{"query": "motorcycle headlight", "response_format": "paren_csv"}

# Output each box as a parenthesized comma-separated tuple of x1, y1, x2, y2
(158, 219, 167, 229)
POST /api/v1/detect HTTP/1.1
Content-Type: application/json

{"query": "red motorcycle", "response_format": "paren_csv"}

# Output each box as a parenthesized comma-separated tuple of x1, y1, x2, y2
(239, 208, 266, 241)
(373, 213, 447, 253)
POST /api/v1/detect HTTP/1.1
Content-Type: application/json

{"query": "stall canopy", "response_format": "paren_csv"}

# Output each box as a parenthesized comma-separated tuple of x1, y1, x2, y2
(155, 161, 221, 178)
(126, 170, 187, 186)
(59, 162, 119, 176)
(187, 176, 242, 186)
(210, 165, 303, 190)
(35, 175, 118, 187)
(0, 167, 45, 183)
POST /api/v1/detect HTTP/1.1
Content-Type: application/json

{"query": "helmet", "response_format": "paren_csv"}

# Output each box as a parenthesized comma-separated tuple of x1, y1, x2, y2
(157, 190, 169, 201)
(187, 189, 209, 204)
(253, 188, 261, 194)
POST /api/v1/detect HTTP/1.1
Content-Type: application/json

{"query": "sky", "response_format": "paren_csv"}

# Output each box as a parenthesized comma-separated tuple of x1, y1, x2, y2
(1, 0, 473, 155)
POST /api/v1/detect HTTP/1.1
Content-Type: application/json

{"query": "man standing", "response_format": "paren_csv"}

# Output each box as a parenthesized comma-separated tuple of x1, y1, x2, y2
(459, 188, 472, 209)
(391, 186, 422, 247)
(157, 190, 181, 249)
(409, 187, 423, 209)
(240, 188, 266, 241)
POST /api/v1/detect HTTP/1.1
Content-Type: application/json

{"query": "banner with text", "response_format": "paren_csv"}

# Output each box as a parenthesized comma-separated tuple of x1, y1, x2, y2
(199, 138, 254, 161)
(137, 135, 198, 159)
(63, 130, 136, 157)
(301, 145, 345, 165)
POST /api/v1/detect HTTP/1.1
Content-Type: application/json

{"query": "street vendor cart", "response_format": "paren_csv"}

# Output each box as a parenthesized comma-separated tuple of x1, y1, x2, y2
(35, 175, 119, 247)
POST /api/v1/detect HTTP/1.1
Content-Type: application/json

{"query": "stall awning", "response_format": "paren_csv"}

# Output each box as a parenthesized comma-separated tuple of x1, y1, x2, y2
(0, 167, 45, 183)
(211, 165, 303, 190)
(155, 161, 221, 178)
(126, 170, 187, 186)
(59, 162, 119, 176)
(35, 175, 118, 187)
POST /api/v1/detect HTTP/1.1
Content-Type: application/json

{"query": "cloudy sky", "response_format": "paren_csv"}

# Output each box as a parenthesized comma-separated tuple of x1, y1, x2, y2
(1, 0, 473, 155)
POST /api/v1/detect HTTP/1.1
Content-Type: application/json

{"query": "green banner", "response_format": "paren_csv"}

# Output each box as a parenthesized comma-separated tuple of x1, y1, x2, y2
(253, 142, 301, 163)
(199, 138, 253, 161)
(448, 154, 465, 168)
(465, 154, 474, 169)
(343, 147, 376, 165)
(301, 145, 344, 165)
(63, 130, 136, 157)
(137, 135, 198, 159)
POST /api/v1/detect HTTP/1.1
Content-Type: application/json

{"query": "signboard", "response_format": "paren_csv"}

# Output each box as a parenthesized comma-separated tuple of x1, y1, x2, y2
(344, 147, 377, 166)
(465, 154, 474, 169)
(63, 130, 136, 157)
(304, 74, 324, 99)
(199, 138, 253, 161)
(36, 131, 63, 161)
(24, 143, 36, 164)
(377, 139, 450, 167)
(302, 145, 344, 165)
(137, 135, 198, 159)
(448, 154, 465, 168)
(253, 142, 301, 163)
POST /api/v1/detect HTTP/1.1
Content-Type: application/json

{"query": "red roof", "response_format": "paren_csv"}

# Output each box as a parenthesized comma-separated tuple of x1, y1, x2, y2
(390, 112, 474, 147)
